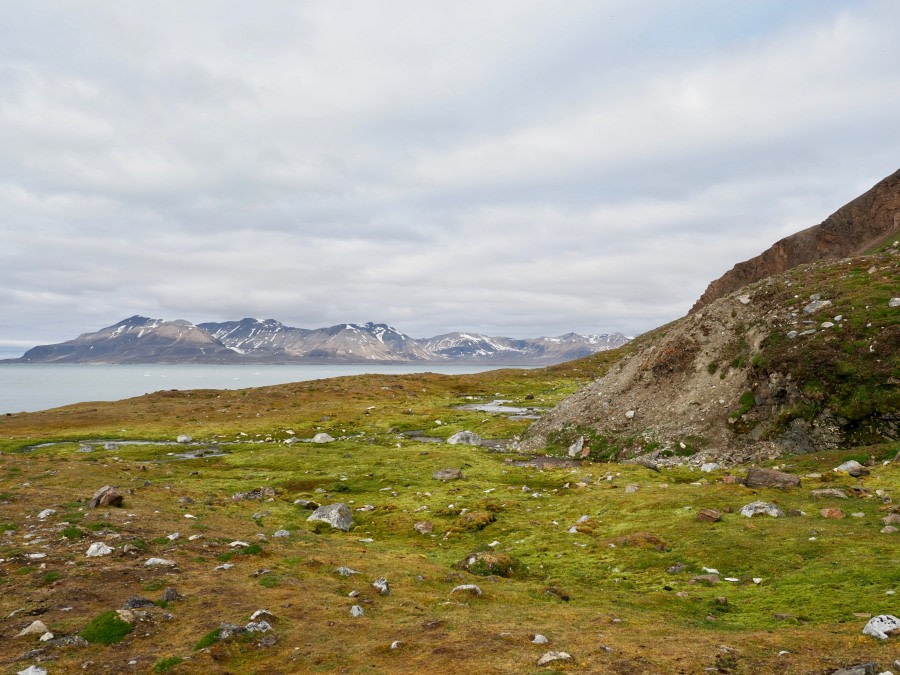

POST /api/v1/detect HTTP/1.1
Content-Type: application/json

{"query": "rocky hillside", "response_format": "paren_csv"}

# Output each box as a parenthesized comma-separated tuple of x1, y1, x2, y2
(522, 243, 899, 464)
(11, 317, 630, 366)
(691, 169, 900, 313)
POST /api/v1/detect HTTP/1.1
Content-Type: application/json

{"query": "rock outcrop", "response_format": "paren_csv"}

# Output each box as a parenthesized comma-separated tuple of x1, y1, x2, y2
(692, 169, 900, 313)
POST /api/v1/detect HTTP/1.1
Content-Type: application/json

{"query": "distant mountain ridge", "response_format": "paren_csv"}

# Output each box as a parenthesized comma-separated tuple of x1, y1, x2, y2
(10, 316, 630, 365)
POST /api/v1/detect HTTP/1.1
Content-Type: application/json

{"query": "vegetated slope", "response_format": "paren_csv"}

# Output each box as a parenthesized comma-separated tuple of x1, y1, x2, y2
(691, 168, 900, 313)
(13, 317, 630, 366)
(522, 244, 899, 464)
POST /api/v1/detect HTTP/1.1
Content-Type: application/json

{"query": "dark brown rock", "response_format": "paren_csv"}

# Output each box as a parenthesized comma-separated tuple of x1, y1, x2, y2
(821, 507, 846, 519)
(745, 467, 801, 489)
(697, 508, 722, 522)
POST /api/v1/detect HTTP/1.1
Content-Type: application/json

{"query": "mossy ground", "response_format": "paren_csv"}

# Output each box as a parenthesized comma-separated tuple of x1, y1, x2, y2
(0, 361, 897, 673)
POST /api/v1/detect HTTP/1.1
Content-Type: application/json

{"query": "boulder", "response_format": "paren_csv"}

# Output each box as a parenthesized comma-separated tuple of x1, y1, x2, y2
(312, 433, 334, 443)
(144, 557, 177, 567)
(830, 664, 879, 675)
(697, 508, 722, 523)
(861, 614, 900, 639)
(414, 521, 434, 534)
(89, 485, 124, 508)
(820, 507, 845, 519)
(700, 462, 719, 473)
(307, 503, 353, 531)
(739, 501, 785, 518)
(883, 514, 900, 526)
(161, 588, 179, 602)
(811, 488, 849, 499)
(447, 431, 483, 446)
(834, 460, 870, 477)
(121, 596, 155, 609)
(350, 605, 365, 617)
(85, 542, 114, 557)
(460, 551, 519, 577)
(567, 436, 584, 458)
(372, 577, 391, 595)
(745, 467, 801, 489)
(537, 651, 574, 666)
(433, 468, 464, 481)
(17, 620, 49, 637)
(232, 487, 276, 501)
(18, 666, 49, 675)
(176, 434, 192, 443)
(450, 584, 483, 596)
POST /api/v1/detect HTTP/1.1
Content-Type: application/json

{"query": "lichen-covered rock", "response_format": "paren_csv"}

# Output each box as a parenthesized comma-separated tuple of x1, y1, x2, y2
(460, 551, 520, 578)
(861, 614, 900, 639)
(89, 485, 124, 508)
(739, 501, 785, 518)
(433, 468, 465, 481)
(312, 433, 335, 443)
(745, 467, 801, 489)
(450, 584, 483, 597)
(307, 503, 353, 531)
(447, 431, 482, 446)
(537, 651, 574, 666)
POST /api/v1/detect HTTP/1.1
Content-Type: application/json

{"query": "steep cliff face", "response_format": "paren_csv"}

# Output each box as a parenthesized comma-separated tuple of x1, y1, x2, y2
(691, 169, 900, 313)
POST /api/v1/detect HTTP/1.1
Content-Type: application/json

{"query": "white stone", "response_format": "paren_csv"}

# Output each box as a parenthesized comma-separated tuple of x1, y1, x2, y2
(37, 509, 56, 520)
(447, 430, 483, 446)
(17, 667, 48, 675)
(625, 410, 635, 419)
(229, 540, 250, 548)
(537, 651, 573, 666)
(532, 634, 550, 644)
(700, 462, 719, 473)
(739, 501, 785, 518)
(889, 298, 900, 308)
(176, 435, 192, 443)
(144, 557, 176, 567)
(350, 605, 365, 617)
(17, 620, 48, 636)
(862, 614, 900, 640)
(312, 433, 335, 443)
(86, 542, 113, 557)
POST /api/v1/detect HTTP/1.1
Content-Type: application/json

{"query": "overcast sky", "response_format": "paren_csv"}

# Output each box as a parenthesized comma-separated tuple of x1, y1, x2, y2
(1, 1, 898, 357)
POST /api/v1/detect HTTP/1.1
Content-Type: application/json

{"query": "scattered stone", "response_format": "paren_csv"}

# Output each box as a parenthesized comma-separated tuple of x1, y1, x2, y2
(447, 431, 482, 446)
(700, 462, 719, 473)
(691, 574, 720, 585)
(17, 667, 48, 675)
(85, 542, 114, 557)
(336, 566, 361, 577)
(37, 509, 56, 520)
(372, 577, 391, 595)
(414, 521, 433, 534)
(861, 614, 900, 639)
(350, 605, 365, 617)
(245, 620, 272, 633)
(811, 488, 849, 499)
(273, 529, 290, 538)
(460, 551, 519, 578)
(803, 299, 832, 314)
(697, 508, 722, 523)
(307, 503, 353, 531)
(17, 620, 49, 637)
(738, 294, 751, 305)
(89, 485, 124, 508)
(532, 634, 550, 644)
(177, 496, 194, 504)
(745, 467, 801, 489)
(176, 434, 192, 443)
(624, 484, 640, 494)
(219, 623, 246, 640)
(830, 664, 880, 675)
(433, 468, 464, 481)
(851, 512, 866, 518)
(390, 640, 402, 649)
(215, 563, 234, 571)
(883, 525, 898, 534)
(312, 433, 334, 444)
(882, 514, 900, 526)
(121, 596, 155, 609)
(890, 298, 900, 308)
(250, 609, 276, 623)
(628, 457, 659, 472)
(161, 588, 179, 602)
(821, 508, 845, 519)
(232, 487, 276, 501)
(537, 651, 574, 666)
(834, 460, 870, 478)
(667, 562, 685, 574)
(450, 584, 483, 596)
(567, 436, 584, 457)
(625, 410, 635, 419)
(739, 501, 785, 518)
(294, 499, 320, 509)
(229, 541, 250, 548)
(144, 558, 176, 567)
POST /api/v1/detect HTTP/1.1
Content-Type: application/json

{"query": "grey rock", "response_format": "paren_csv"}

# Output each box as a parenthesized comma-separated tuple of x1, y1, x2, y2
(294, 499, 320, 509)
(811, 488, 849, 499)
(103, 442, 119, 450)
(414, 521, 433, 534)
(803, 299, 832, 314)
(161, 588, 179, 602)
(350, 605, 365, 617)
(219, 623, 246, 640)
(48, 634, 89, 647)
(739, 501, 785, 518)
(17, 620, 49, 636)
(372, 577, 391, 595)
(450, 584, 483, 596)
(700, 462, 719, 473)
(889, 297, 900, 308)
(273, 529, 290, 538)
(312, 433, 334, 443)
(176, 434, 192, 443)
(830, 664, 879, 675)
(335, 566, 361, 577)
(121, 596, 155, 609)
(89, 485, 124, 508)
(433, 468, 464, 481)
(85, 542, 114, 557)
(245, 620, 272, 633)
(537, 651, 574, 666)
(531, 634, 550, 644)
(144, 557, 177, 567)
(232, 487, 276, 501)
(745, 467, 801, 489)
(250, 609, 276, 623)
(17, 667, 48, 675)
(307, 503, 353, 531)
(862, 614, 900, 639)
(567, 436, 584, 458)
(447, 431, 483, 446)
(834, 460, 870, 477)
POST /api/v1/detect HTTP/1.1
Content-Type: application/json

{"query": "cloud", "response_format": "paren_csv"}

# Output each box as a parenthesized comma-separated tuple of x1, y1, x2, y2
(1, 1, 899, 352)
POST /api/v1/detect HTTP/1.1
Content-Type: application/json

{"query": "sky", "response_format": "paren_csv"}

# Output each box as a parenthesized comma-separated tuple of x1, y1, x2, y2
(1, 1, 899, 358)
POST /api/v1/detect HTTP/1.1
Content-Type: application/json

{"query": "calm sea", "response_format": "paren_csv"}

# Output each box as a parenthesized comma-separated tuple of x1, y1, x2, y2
(0, 364, 506, 414)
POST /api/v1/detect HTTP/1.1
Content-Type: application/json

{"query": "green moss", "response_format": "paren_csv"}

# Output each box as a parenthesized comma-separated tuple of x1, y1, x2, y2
(61, 525, 84, 539)
(153, 656, 184, 673)
(81, 610, 134, 645)
(193, 628, 221, 651)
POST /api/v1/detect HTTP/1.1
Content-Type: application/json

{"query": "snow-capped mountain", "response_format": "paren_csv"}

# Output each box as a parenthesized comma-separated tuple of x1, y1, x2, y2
(12, 317, 631, 365)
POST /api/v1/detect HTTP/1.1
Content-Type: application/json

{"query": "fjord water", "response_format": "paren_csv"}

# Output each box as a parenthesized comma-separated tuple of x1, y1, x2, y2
(0, 364, 504, 414)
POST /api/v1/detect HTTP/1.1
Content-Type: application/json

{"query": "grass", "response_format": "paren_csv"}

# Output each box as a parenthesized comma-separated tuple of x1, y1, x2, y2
(0, 332, 897, 671)
(153, 656, 185, 672)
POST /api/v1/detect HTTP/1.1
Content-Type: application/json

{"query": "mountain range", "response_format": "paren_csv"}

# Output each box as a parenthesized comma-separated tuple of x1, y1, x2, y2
(8, 317, 630, 366)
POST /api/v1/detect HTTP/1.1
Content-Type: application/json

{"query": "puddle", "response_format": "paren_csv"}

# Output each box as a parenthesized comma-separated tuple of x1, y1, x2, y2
(456, 399, 546, 420)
